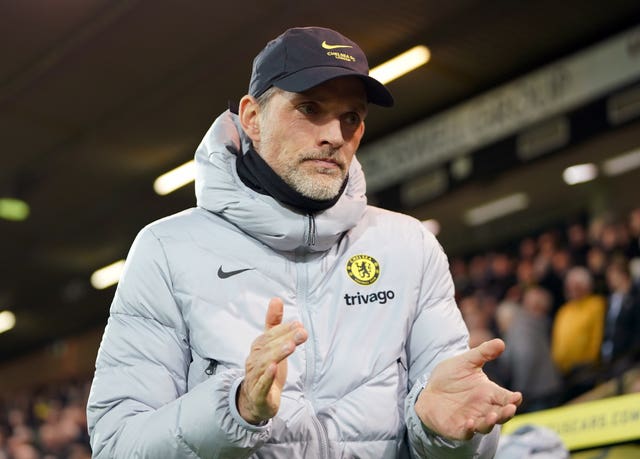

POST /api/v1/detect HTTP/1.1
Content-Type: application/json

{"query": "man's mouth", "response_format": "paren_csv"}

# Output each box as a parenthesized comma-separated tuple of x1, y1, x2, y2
(302, 153, 344, 171)
(306, 158, 341, 169)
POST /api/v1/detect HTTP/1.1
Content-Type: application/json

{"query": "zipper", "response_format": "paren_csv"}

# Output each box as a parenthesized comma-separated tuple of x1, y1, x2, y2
(310, 410, 329, 458)
(305, 213, 317, 247)
(295, 249, 329, 458)
(205, 359, 218, 375)
(296, 249, 315, 396)
(396, 357, 407, 372)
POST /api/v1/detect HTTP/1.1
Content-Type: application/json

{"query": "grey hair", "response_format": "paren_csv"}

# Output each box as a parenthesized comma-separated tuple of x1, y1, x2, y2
(256, 86, 281, 110)
(566, 266, 593, 290)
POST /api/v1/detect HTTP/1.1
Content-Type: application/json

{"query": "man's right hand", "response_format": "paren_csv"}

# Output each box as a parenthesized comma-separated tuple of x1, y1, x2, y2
(237, 297, 308, 425)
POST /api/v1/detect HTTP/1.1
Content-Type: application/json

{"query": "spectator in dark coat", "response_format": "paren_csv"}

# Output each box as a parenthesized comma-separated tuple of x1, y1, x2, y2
(601, 258, 640, 377)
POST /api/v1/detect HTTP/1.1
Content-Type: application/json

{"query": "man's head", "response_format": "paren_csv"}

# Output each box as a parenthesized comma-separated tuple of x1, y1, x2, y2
(495, 301, 519, 334)
(522, 287, 552, 318)
(606, 258, 631, 294)
(238, 27, 393, 201)
(564, 266, 593, 301)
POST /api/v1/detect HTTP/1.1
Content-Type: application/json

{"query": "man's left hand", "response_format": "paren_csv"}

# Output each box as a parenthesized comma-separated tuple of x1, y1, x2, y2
(414, 338, 522, 440)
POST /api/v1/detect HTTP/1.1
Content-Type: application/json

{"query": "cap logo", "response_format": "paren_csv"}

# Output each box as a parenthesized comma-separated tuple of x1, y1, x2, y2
(321, 40, 353, 50)
(327, 51, 356, 62)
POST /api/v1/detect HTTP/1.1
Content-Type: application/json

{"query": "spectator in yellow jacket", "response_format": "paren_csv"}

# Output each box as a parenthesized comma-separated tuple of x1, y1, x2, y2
(551, 266, 605, 375)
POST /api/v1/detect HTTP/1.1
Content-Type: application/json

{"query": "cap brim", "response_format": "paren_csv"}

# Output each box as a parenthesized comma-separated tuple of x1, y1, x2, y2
(273, 66, 394, 107)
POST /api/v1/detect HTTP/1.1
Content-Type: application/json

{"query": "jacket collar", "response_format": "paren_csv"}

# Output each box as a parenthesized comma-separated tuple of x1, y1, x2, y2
(194, 110, 367, 252)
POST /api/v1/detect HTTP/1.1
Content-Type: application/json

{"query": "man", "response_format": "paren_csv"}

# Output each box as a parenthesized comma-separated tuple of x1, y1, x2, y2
(551, 266, 606, 376)
(551, 266, 605, 400)
(601, 258, 640, 375)
(87, 26, 521, 458)
(496, 288, 562, 412)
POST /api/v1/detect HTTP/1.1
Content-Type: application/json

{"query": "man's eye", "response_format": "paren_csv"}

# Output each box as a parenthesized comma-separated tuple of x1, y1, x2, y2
(298, 104, 316, 115)
(344, 112, 361, 125)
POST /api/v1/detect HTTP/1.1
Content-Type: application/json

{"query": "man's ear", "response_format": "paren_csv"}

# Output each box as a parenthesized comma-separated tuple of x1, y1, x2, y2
(238, 95, 261, 144)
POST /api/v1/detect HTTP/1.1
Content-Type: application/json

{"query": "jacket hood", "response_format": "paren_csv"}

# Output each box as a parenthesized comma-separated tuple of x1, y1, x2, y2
(194, 110, 367, 252)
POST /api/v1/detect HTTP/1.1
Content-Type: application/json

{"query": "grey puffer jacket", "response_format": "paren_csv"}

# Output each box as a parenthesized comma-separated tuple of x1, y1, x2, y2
(87, 110, 500, 458)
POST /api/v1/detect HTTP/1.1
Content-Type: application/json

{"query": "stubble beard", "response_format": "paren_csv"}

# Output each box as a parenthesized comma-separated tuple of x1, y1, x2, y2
(256, 102, 348, 200)
(260, 132, 348, 200)
(280, 155, 347, 201)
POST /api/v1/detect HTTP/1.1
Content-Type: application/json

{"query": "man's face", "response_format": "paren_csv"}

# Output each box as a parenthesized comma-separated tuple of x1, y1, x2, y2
(253, 76, 367, 200)
(564, 272, 590, 301)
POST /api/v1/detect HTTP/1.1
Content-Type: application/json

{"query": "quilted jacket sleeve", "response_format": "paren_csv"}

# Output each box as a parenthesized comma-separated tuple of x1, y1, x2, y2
(87, 227, 271, 458)
(404, 227, 500, 458)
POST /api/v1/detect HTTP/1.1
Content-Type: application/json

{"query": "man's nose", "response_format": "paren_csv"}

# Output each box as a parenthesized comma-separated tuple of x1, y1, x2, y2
(319, 117, 345, 147)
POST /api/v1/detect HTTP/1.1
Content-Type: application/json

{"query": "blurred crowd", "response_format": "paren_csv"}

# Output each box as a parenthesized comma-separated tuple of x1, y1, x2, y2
(1, 208, 639, 458)
(452, 207, 640, 412)
(0, 380, 91, 459)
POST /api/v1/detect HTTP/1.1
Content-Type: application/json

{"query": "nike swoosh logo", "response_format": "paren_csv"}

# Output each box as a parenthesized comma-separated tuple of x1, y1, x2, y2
(321, 40, 353, 50)
(217, 266, 254, 279)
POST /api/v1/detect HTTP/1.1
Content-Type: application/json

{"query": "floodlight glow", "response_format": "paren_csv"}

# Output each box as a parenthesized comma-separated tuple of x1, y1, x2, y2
(154, 160, 195, 195)
(422, 219, 441, 236)
(370, 45, 431, 85)
(91, 259, 126, 290)
(0, 310, 16, 334)
(0, 198, 30, 221)
(603, 148, 640, 176)
(465, 193, 529, 226)
(563, 163, 598, 185)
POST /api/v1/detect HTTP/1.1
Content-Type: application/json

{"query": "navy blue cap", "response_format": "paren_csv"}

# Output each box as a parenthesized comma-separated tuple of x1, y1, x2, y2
(249, 27, 394, 107)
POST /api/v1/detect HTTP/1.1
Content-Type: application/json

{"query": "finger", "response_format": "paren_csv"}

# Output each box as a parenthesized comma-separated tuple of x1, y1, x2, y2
(472, 410, 500, 435)
(496, 403, 518, 423)
(459, 418, 476, 441)
(474, 403, 518, 435)
(500, 390, 523, 407)
(464, 338, 505, 368)
(493, 386, 523, 408)
(467, 404, 511, 436)
(268, 319, 307, 339)
(248, 324, 308, 377)
(252, 362, 278, 400)
(511, 391, 523, 407)
(261, 322, 308, 354)
(265, 297, 284, 330)
(275, 325, 308, 362)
